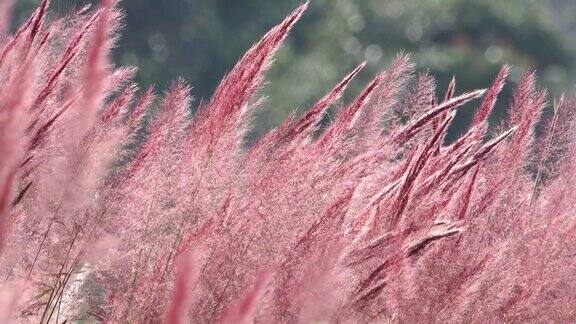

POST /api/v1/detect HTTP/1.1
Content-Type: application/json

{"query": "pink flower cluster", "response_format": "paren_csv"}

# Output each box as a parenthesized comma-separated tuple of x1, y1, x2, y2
(0, 1, 575, 322)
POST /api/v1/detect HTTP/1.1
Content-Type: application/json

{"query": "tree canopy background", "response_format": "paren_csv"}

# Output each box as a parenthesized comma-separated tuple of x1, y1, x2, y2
(13, 0, 576, 139)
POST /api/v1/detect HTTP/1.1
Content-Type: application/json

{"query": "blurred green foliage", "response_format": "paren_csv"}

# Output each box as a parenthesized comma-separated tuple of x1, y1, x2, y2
(14, 0, 576, 138)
